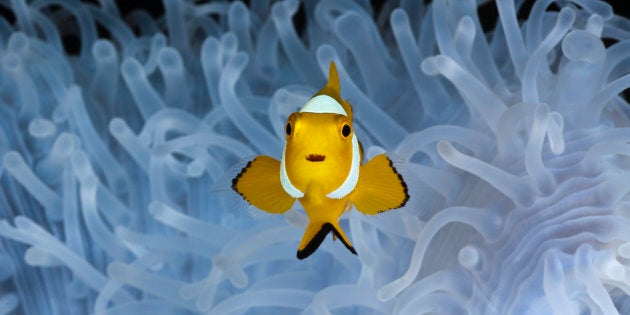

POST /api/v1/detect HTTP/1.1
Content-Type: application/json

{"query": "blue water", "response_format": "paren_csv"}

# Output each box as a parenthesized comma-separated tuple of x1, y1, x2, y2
(0, 0, 629, 314)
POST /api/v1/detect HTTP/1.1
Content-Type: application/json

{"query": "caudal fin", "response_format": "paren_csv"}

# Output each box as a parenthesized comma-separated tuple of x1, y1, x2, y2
(296, 221, 357, 260)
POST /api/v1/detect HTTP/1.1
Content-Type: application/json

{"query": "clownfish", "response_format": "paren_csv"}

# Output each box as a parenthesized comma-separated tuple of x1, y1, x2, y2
(232, 62, 409, 259)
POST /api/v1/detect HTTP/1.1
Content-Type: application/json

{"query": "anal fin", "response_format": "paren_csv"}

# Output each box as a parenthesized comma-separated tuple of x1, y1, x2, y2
(296, 222, 356, 260)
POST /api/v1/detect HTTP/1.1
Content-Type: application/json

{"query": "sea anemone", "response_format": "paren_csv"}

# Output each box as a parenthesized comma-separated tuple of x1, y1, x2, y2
(0, 0, 629, 314)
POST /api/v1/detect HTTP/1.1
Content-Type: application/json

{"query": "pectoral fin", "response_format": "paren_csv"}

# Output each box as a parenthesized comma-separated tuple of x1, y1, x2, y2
(232, 156, 295, 214)
(297, 222, 357, 260)
(352, 154, 409, 215)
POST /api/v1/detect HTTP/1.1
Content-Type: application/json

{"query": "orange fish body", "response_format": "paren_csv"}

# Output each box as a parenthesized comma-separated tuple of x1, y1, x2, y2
(232, 62, 408, 259)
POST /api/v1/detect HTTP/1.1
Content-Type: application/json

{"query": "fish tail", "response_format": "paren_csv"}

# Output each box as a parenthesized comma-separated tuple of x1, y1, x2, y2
(296, 221, 357, 260)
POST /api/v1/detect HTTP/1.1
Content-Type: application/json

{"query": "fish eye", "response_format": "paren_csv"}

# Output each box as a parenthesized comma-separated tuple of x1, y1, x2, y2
(342, 124, 351, 137)
(285, 122, 292, 136)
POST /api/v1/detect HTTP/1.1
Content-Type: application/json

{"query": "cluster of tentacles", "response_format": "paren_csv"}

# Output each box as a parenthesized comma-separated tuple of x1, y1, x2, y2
(0, 0, 629, 314)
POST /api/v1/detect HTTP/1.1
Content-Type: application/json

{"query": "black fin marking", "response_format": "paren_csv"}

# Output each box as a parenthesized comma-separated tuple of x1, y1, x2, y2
(329, 223, 357, 256)
(231, 159, 254, 203)
(377, 157, 410, 213)
(297, 223, 332, 260)
(296, 223, 358, 259)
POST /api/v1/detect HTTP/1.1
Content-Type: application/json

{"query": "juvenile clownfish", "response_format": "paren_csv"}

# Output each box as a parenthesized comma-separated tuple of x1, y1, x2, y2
(232, 62, 409, 259)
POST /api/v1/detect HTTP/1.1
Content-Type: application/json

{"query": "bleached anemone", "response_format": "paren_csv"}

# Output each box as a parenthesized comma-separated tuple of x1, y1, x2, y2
(0, 0, 629, 314)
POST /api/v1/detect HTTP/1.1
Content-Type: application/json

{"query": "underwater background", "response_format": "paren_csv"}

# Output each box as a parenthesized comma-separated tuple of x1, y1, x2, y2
(0, 0, 629, 314)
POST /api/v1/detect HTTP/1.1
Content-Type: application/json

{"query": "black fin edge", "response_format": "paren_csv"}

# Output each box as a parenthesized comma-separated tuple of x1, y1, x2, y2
(297, 223, 332, 260)
(376, 157, 410, 213)
(329, 223, 357, 256)
(231, 158, 255, 203)
(296, 223, 357, 260)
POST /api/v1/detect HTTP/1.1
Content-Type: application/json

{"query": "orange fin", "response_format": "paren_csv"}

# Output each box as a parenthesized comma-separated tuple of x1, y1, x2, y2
(232, 156, 295, 214)
(352, 154, 409, 215)
(329, 221, 356, 255)
(326, 61, 341, 92)
(297, 221, 357, 260)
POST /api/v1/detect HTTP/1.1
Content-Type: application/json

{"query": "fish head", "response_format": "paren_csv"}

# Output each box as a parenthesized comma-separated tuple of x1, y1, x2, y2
(283, 111, 355, 192)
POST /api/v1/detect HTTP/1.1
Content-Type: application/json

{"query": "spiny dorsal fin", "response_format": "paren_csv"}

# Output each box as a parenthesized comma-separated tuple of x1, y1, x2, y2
(315, 61, 353, 119)
(326, 61, 340, 92)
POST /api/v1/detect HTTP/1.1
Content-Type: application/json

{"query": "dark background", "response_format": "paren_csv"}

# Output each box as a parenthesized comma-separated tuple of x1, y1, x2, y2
(0, 0, 626, 98)
(0, 0, 628, 54)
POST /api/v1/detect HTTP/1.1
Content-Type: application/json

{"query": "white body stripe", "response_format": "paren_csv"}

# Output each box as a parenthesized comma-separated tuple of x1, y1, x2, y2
(300, 95, 347, 116)
(326, 133, 360, 199)
(280, 147, 304, 198)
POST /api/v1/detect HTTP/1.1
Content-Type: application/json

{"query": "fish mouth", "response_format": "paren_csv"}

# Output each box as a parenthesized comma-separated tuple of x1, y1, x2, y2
(306, 154, 326, 162)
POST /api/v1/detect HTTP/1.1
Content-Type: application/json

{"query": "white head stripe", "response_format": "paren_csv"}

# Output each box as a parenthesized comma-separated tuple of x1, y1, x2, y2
(300, 95, 347, 116)
(326, 134, 360, 199)
(280, 147, 304, 198)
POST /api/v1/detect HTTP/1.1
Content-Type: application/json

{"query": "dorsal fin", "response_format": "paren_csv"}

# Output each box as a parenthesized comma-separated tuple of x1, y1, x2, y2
(326, 61, 341, 92)
(315, 61, 353, 120)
